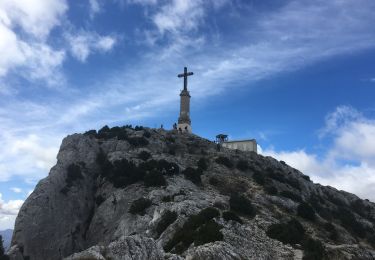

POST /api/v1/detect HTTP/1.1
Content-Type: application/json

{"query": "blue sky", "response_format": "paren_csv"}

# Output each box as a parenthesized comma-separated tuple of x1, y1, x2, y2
(1, 0, 375, 230)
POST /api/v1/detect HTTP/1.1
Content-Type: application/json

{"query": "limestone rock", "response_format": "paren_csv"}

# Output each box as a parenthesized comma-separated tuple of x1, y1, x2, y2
(8, 127, 375, 260)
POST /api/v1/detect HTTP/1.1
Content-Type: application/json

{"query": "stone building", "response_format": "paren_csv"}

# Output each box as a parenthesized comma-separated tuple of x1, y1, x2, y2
(216, 134, 257, 153)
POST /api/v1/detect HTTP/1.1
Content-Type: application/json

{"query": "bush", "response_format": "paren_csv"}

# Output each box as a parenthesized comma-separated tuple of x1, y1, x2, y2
(95, 195, 105, 206)
(297, 202, 316, 221)
(143, 130, 151, 138)
(129, 198, 152, 215)
(222, 211, 243, 224)
(96, 149, 113, 176)
(302, 175, 311, 181)
(336, 207, 366, 238)
(266, 219, 305, 245)
(66, 163, 83, 185)
(229, 194, 256, 218)
(164, 207, 222, 253)
(253, 171, 265, 185)
(302, 237, 325, 260)
(138, 151, 151, 161)
(155, 210, 178, 238)
(194, 220, 223, 246)
(157, 160, 179, 175)
(0, 235, 6, 258)
(266, 168, 286, 183)
(324, 222, 338, 241)
(215, 156, 234, 168)
(280, 191, 303, 203)
(236, 160, 248, 171)
(109, 159, 144, 188)
(144, 170, 167, 187)
(209, 176, 219, 186)
(264, 185, 278, 195)
(84, 129, 97, 137)
(183, 167, 203, 185)
(197, 158, 208, 171)
(128, 136, 149, 147)
(162, 195, 173, 202)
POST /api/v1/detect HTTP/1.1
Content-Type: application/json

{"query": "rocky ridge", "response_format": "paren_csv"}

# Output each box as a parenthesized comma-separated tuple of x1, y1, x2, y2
(8, 126, 375, 259)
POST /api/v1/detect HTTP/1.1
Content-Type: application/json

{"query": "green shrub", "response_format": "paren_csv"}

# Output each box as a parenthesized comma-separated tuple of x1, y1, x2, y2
(66, 163, 83, 186)
(95, 195, 105, 206)
(143, 130, 151, 138)
(138, 151, 151, 161)
(302, 237, 325, 260)
(253, 171, 265, 185)
(236, 160, 248, 171)
(197, 158, 208, 171)
(266, 219, 305, 245)
(129, 198, 152, 215)
(183, 167, 203, 185)
(194, 220, 223, 246)
(134, 126, 144, 131)
(324, 222, 338, 241)
(286, 178, 301, 191)
(336, 207, 366, 238)
(209, 176, 219, 186)
(157, 159, 179, 175)
(128, 136, 149, 147)
(266, 168, 286, 183)
(96, 149, 113, 177)
(222, 211, 243, 224)
(302, 175, 311, 181)
(164, 207, 222, 253)
(297, 202, 316, 221)
(215, 156, 234, 168)
(109, 159, 144, 188)
(162, 195, 173, 202)
(264, 185, 278, 195)
(84, 129, 97, 137)
(280, 190, 303, 203)
(144, 170, 167, 187)
(155, 210, 178, 238)
(229, 194, 256, 218)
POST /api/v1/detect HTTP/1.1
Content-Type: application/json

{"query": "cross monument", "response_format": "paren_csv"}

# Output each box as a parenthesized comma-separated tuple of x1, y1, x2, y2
(177, 67, 193, 133)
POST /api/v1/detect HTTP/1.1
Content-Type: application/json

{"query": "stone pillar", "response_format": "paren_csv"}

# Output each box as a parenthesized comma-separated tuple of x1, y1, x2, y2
(178, 89, 192, 133)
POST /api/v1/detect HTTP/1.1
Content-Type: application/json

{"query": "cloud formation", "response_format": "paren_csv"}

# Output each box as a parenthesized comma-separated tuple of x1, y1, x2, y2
(263, 106, 375, 202)
(0, 193, 23, 229)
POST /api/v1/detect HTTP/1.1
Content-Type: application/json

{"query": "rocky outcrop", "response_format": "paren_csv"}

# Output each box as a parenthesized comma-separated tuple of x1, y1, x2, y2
(8, 126, 375, 259)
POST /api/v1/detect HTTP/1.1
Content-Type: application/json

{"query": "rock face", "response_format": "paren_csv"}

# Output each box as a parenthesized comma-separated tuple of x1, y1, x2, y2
(8, 126, 375, 260)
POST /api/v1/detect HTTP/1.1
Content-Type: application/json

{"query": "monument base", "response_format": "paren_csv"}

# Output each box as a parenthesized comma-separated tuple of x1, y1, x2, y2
(177, 123, 192, 133)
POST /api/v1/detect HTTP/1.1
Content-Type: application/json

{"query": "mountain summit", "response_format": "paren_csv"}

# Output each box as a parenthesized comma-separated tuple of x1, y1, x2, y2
(8, 126, 375, 259)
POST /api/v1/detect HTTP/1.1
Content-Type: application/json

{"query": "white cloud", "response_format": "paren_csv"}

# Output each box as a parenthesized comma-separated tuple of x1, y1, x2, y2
(66, 31, 117, 62)
(89, 0, 101, 19)
(0, 0, 67, 85)
(10, 188, 22, 193)
(262, 106, 375, 202)
(0, 193, 24, 229)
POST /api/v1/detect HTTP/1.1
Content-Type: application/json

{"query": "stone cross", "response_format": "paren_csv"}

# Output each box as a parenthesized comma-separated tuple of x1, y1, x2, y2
(178, 67, 193, 91)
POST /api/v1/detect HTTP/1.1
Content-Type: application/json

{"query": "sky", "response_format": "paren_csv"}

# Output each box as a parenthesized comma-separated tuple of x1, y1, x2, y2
(0, 0, 375, 230)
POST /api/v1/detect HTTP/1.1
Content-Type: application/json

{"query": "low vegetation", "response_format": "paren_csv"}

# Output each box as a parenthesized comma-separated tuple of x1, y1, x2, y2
(144, 170, 167, 187)
(164, 207, 222, 253)
(183, 167, 203, 185)
(302, 237, 325, 260)
(138, 151, 151, 161)
(297, 202, 316, 221)
(155, 210, 178, 238)
(222, 211, 243, 224)
(215, 156, 234, 168)
(61, 163, 83, 194)
(229, 194, 256, 218)
(236, 159, 249, 171)
(252, 171, 265, 185)
(197, 157, 208, 171)
(128, 198, 152, 215)
(266, 218, 305, 245)
(279, 190, 303, 203)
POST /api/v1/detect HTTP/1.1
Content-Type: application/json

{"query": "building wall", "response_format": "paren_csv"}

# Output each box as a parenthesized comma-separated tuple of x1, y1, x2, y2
(222, 140, 257, 153)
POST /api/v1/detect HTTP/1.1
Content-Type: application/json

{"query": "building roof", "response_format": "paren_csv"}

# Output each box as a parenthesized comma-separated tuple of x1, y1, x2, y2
(223, 139, 256, 143)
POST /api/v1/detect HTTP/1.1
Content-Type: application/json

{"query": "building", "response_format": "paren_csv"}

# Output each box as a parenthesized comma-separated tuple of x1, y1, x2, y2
(216, 134, 257, 153)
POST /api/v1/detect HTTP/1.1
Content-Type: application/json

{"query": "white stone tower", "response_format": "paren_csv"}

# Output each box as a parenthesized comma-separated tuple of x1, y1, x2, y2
(177, 67, 193, 133)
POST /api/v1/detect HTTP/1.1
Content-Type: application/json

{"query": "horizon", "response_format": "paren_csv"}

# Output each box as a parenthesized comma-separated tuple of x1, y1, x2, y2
(1, 0, 375, 230)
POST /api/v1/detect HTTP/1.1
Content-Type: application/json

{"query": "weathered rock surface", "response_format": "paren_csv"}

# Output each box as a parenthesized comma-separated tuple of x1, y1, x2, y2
(8, 127, 375, 259)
